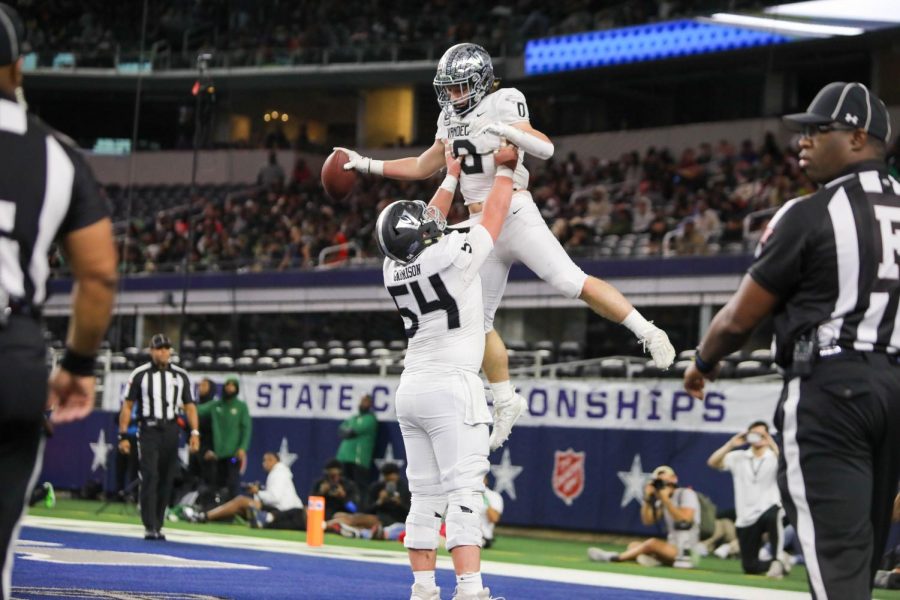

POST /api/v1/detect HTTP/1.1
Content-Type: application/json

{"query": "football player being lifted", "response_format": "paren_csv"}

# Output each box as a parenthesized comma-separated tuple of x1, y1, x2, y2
(338, 43, 675, 452)
(378, 145, 519, 600)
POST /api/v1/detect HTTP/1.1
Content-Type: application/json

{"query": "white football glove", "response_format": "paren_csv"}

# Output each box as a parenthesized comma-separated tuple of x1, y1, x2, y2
(332, 146, 376, 174)
(641, 327, 676, 370)
(489, 393, 528, 451)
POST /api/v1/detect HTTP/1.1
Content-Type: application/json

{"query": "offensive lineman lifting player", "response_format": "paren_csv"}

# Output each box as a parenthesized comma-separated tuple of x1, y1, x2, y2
(378, 142, 519, 599)
(338, 44, 676, 451)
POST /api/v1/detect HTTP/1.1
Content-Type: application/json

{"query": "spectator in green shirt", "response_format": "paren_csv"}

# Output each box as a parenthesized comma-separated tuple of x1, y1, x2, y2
(336, 394, 378, 493)
(197, 376, 252, 500)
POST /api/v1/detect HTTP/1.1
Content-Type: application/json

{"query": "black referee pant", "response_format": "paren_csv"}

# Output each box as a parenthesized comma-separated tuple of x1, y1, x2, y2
(775, 352, 900, 600)
(0, 318, 49, 600)
(137, 421, 181, 534)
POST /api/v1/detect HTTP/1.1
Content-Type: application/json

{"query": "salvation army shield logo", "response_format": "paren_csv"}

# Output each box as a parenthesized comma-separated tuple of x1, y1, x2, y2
(552, 448, 585, 506)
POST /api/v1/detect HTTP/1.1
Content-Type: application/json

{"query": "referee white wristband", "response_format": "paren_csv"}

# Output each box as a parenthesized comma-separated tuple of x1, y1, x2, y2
(440, 174, 458, 193)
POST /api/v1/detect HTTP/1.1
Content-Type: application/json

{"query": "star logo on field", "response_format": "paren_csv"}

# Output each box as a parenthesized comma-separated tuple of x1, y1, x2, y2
(278, 437, 298, 468)
(490, 448, 523, 501)
(89, 430, 113, 472)
(617, 454, 654, 508)
(374, 443, 405, 471)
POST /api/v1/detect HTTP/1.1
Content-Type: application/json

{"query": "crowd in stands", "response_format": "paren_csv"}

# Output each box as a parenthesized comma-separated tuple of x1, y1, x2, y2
(90, 133, 822, 275)
(17, 0, 785, 68)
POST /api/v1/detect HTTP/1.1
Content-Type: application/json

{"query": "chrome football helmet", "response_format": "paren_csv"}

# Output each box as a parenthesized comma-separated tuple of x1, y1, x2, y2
(375, 200, 447, 264)
(433, 43, 495, 117)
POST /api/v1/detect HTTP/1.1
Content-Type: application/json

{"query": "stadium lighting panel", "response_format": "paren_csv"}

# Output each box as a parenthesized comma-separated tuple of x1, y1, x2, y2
(524, 20, 792, 76)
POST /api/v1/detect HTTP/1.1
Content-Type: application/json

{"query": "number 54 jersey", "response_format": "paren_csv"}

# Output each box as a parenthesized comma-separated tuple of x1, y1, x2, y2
(383, 226, 494, 375)
(436, 87, 531, 205)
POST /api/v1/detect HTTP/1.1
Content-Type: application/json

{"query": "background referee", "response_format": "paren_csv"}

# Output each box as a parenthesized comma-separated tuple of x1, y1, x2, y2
(684, 82, 900, 599)
(118, 333, 199, 540)
(0, 4, 117, 598)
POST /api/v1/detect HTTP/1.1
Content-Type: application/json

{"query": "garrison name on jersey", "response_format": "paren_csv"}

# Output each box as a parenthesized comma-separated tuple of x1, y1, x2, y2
(382, 228, 493, 374)
(436, 87, 531, 204)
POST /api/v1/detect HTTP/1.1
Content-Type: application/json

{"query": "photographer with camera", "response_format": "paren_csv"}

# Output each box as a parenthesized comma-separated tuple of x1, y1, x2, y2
(183, 452, 305, 529)
(325, 462, 411, 539)
(708, 420, 790, 578)
(312, 458, 360, 520)
(588, 465, 700, 568)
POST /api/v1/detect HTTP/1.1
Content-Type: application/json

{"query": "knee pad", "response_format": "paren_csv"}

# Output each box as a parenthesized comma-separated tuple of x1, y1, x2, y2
(445, 490, 485, 551)
(404, 495, 446, 550)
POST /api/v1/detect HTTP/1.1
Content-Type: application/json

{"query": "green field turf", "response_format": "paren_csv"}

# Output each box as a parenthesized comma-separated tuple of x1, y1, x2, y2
(26, 499, 900, 598)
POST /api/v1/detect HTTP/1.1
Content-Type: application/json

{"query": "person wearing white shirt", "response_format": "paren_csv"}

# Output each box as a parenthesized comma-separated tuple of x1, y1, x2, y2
(707, 421, 789, 578)
(185, 452, 305, 529)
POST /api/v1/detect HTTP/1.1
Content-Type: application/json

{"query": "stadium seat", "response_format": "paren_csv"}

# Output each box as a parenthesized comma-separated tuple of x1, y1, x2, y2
(749, 348, 773, 364)
(196, 355, 214, 368)
(286, 347, 304, 358)
(559, 341, 583, 361)
(241, 348, 260, 358)
(199, 340, 215, 354)
(235, 357, 255, 371)
(677, 349, 696, 360)
(278, 356, 298, 367)
(302, 340, 319, 350)
(216, 340, 233, 356)
(348, 347, 368, 358)
(600, 358, 627, 378)
(266, 348, 285, 358)
(388, 340, 407, 351)
(255, 356, 276, 370)
(735, 360, 767, 378)
(505, 340, 528, 352)
(123, 346, 140, 361)
(370, 348, 391, 358)
(327, 347, 346, 357)
(670, 359, 692, 377)
(110, 355, 128, 370)
(346, 340, 365, 349)
(181, 339, 197, 356)
(326, 340, 343, 349)
(307, 347, 326, 358)
(368, 340, 385, 350)
(300, 357, 319, 366)
(215, 356, 234, 370)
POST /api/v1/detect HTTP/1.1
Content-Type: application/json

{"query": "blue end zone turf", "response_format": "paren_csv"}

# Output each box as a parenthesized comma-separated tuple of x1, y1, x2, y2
(13, 526, 724, 599)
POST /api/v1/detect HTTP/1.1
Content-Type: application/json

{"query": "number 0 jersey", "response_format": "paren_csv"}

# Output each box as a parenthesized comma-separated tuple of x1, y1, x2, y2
(435, 88, 531, 204)
(383, 226, 494, 374)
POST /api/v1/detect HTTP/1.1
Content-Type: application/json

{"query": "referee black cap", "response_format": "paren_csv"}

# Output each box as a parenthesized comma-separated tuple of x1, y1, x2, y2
(150, 333, 173, 349)
(0, 3, 27, 66)
(783, 81, 893, 144)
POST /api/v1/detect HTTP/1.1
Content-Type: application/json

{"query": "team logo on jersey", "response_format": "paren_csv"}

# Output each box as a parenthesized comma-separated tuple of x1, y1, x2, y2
(552, 448, 585, 505)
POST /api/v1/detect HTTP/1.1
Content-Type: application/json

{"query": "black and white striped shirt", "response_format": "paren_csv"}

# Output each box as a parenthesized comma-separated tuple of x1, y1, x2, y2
(750, 160, 900, 366)
(125, 362, 194, 422)
(0, 91, 107, 307)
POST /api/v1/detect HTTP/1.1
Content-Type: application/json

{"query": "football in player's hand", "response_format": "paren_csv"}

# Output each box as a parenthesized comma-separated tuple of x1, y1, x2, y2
(321, 150, 356, 201)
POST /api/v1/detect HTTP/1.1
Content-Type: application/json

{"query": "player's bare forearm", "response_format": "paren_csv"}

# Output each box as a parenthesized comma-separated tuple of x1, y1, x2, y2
(383, 142, 444, 180)
(698, 274, 778, 364)
(428, 187, 454, 218)
(480, 176, 513, 241)
(63, 219, 118, 355)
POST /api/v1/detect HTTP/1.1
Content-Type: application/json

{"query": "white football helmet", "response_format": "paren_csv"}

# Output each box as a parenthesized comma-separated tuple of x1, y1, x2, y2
(433, 43, 495, 117)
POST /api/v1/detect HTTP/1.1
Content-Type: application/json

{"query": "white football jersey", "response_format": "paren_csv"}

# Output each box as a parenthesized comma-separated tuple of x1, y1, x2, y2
(435, 87, 531, 204)
(383, 227, 493, 374)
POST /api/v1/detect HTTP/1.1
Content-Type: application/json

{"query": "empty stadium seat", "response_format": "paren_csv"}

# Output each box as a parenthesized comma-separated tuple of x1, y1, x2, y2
(196, 355, 214, 368)
(235, 356, 255, 371)
(278, 356, 298, 367)
(600, 358, 627, 378)
(348, 347, 368, 358)
(307, 347, 326, 358)
(368, 340, 386, 350)
(388, 340, 407, 351)
(346, 340, 365, 349)
(286, 347, 305, 358)
(242, 348, 260, 358)
(328, 347, 346, 357)
(199, 340, 215, 354)
(256, 356, 276, 370)
(735, 360, 767, 377)
(326, 340, 343, 349)
(300, 356, 319, 366)
(302, 340, 319, 350)
(266, 348, 285, 358)
(216, 340, 233, 356)
(215, 356, 234, 369)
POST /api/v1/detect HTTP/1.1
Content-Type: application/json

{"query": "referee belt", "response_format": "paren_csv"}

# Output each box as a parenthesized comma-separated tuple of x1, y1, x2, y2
(818, 346, 900, 365)
(140, 419, 178, 428)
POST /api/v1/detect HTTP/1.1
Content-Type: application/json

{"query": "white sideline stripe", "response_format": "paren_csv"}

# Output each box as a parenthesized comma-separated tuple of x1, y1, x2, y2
(22, 516, 810, 600)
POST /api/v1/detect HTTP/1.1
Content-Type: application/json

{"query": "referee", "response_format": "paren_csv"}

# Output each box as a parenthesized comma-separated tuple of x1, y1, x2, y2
(0, 4, 117, 598)
(118, 334, 199, 540)
(684, 82, 900, 599)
